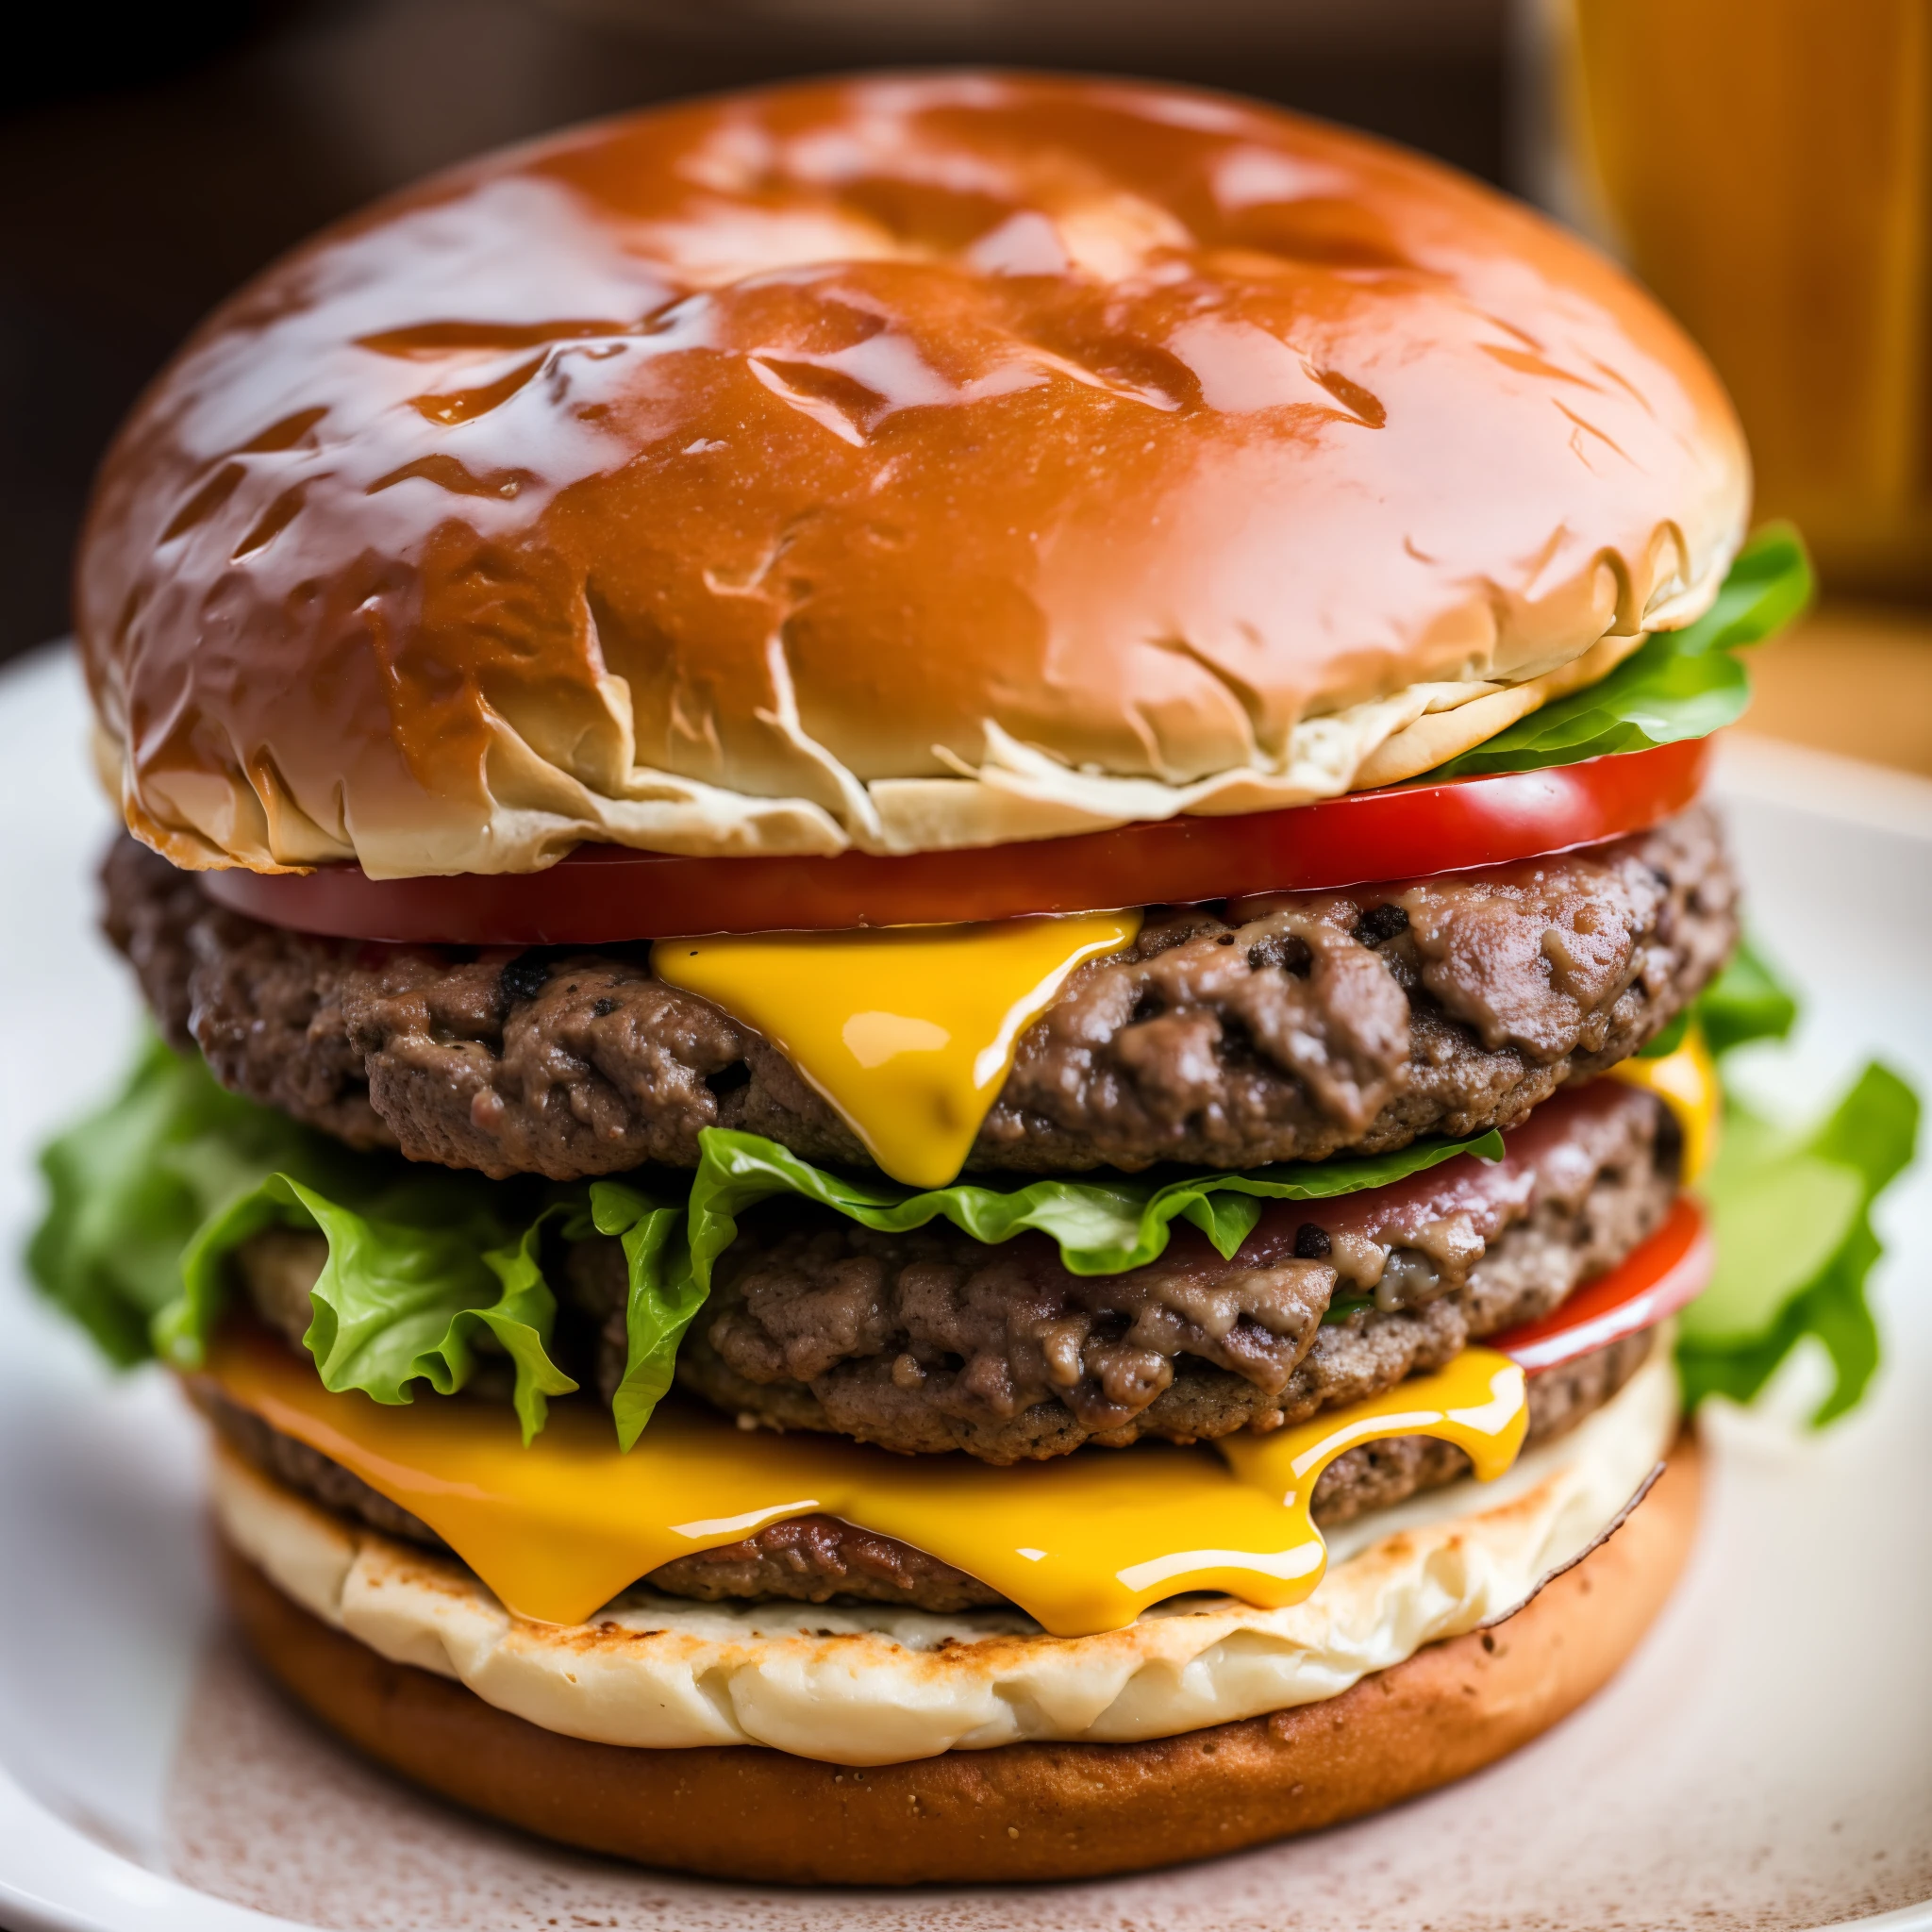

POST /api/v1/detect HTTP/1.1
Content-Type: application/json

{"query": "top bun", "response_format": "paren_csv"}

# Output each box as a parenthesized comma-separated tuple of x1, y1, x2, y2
(77, 75, 1749, 879)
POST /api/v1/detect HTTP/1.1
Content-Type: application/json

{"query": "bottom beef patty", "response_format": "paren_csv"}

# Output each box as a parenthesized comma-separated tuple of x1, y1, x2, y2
(194, 1324, 1651, 1618)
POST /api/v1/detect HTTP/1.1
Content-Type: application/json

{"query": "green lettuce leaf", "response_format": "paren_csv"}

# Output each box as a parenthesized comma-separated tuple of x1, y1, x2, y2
(565, 1180, 703, 1452)
(588, 1124, 1504, 1447)
(1680, 1063, 1918, 1424)
(28, 1037, 576, 1440)
(1433, 524, 1813, 779)
(163, 1179, 577, 1442)
(1691, 937, 1801, 1058)
(1632, 1008, 1690, 1060)
(27, 1034, 325, 1364)
(688, 1126, 1506, 1277)
(1639, 937, 1802, 1063)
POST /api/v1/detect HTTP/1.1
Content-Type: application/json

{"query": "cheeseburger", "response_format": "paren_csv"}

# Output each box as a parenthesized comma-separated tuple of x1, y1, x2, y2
(37, 75, 1826, 1884)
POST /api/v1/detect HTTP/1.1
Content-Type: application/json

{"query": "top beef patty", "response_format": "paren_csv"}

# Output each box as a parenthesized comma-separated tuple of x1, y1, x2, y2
(105, 806, 1735, 1181)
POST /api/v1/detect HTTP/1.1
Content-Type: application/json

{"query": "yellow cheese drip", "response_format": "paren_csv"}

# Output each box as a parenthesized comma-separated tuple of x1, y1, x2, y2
(650, 913, 1141, 1187)
(199, 1329, 1526, 1639)
(1609, 1025, 1721, 1182)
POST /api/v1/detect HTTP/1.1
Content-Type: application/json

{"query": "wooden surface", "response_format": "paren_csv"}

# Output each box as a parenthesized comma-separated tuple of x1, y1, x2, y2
(1747, 600, 1932, 778)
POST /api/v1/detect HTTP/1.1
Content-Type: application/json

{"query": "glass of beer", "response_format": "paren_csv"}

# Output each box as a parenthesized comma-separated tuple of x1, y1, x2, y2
(1527, 0, 1931, 596)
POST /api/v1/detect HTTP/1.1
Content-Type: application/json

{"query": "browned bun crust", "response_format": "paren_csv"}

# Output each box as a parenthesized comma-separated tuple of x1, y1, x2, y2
(217, 1441, 1699, 1885)
(79, 75, 1747, 880)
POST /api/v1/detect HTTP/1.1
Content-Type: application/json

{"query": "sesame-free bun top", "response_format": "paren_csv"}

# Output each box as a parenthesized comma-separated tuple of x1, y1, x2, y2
(78, 75, 1749, 879)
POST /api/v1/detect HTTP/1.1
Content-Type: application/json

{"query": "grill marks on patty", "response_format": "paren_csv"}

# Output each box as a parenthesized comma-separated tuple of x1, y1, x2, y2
(192, 1325, 1654, 1618)
(102, 806, 1735, 1182)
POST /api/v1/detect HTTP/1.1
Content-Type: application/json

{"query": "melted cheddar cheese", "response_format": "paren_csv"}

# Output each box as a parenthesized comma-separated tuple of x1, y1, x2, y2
(650, 913, 1141, 1187)
(200, 1327, 1527, 1639)
(1609, 1026, 1721, 1182)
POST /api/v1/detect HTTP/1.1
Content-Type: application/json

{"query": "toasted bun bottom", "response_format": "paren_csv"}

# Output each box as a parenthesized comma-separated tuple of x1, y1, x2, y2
(217, 1441, 1699, 1885)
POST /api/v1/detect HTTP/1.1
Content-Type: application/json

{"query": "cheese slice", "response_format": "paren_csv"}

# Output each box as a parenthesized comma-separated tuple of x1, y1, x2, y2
(198, 1326, 1527, 1639)
(1609, 1026, 1721, 1182)
(650, 912, 1141, 1187)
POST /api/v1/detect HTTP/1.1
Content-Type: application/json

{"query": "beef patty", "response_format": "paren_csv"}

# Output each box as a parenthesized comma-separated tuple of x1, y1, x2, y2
(226, 1081, 1674, 1469)
(104, 805, 1734, 1182)
(193, 1324, 1652, 1619)
(584, 1083, 1677, 1460)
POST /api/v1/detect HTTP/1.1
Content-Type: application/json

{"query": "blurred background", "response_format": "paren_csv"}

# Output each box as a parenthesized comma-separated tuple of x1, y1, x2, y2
(3, 0, 1926, 771)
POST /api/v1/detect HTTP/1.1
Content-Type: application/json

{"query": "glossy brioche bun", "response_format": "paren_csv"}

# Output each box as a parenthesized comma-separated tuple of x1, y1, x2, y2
(80, 75, 1748, 882)
(217, 1441, 1699, 1885)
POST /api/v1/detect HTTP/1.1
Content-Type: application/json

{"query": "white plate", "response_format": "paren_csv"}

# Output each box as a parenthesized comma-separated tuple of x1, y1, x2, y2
(0, 646, 1925, 1932)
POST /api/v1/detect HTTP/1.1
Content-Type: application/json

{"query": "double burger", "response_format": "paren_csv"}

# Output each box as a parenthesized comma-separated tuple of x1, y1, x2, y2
(38, 75, 1819, 1883)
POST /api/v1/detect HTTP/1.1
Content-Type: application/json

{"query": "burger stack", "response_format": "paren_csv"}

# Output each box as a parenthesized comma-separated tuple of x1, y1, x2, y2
(36, 76, 1822, 1882)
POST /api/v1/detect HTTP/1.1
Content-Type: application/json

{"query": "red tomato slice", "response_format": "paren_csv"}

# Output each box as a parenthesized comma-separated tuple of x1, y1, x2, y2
(1490, 1197, 1714, 1375)
(199, 736, 1711, 945)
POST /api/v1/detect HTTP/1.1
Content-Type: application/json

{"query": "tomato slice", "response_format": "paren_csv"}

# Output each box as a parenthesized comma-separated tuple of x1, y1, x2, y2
(1489, 1197, 1714, 1375)
(199, 736, 1711, 945)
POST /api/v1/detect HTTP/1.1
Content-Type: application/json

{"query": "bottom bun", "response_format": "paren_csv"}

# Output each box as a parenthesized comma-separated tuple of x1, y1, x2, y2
(217, 1441, 1700, 1886)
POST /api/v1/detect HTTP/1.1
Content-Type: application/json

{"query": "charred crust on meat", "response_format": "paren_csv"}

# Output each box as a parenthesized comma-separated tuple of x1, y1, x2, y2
(1651, 1100, 1685, 1182)
(496, 953, 552, 1011)
(705, 1059, 754, 1102)
(1246, 931, 1312, 976)
(1293, 1222, 1334, 1260)
(1353, 903, 1410, 947)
